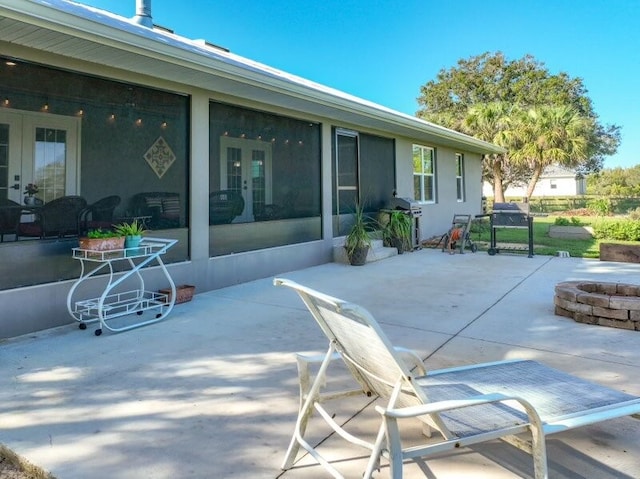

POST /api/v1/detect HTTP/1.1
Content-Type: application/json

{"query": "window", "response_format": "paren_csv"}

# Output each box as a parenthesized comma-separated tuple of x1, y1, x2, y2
(550, 179, 557, 189)
(413, 145, 436, 203)
(456, 153, 465, 202)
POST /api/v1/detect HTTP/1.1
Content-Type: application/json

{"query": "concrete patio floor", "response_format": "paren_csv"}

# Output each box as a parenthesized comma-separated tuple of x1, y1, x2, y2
(1, 248, 640, 478)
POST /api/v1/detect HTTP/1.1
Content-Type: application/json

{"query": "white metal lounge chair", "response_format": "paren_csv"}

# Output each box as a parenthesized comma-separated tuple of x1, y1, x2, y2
(275, 277, 640, 479)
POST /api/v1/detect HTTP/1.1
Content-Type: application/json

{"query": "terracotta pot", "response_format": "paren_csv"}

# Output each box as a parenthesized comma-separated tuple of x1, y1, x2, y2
(79, 236, 125, 251)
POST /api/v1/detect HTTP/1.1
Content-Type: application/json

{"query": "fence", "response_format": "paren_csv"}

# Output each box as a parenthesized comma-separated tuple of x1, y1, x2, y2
(484, 196, 640, 215)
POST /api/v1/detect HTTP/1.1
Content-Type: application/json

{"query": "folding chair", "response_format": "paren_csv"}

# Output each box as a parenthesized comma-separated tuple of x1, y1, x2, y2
(275, 277, 640, 479)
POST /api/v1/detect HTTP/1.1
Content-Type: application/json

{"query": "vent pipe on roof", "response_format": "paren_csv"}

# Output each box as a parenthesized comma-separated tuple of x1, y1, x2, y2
(133, 0, 153, 28)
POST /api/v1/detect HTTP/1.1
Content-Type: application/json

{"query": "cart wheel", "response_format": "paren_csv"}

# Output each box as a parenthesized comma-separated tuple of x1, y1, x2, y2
(79, 323, 87, 330)
(137, 310, 144, 316)
(95, 328, 102, 336)
(488, 248, 497, 256)
(441, 234, 449, 252)
(471, 244, 478, 253)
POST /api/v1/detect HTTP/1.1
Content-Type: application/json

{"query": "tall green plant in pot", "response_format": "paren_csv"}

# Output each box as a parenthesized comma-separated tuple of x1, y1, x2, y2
(381, 210, 412, 254)
(344, 202, 373, 266)
(114, 220, 146, 249)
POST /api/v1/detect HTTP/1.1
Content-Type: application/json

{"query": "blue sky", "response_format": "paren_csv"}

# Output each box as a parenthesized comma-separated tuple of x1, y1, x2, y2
(78, 0, 639, 169)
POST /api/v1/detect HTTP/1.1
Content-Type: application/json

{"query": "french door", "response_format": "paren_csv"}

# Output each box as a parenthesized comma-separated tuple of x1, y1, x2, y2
(219, 136, 272, 222)
(0, 109, 80, 204)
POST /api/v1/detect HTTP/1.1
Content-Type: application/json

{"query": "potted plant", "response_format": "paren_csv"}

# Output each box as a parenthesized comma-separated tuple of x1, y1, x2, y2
(114, 219, 146, 249)
(344, 202, 373, 266)
(23, 183, 40, 205)
(381, 210, 412, 254)
(79, 228, 125, 252)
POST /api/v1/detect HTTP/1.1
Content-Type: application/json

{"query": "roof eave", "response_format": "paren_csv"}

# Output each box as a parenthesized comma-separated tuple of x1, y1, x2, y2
(1, 0, 505, 155)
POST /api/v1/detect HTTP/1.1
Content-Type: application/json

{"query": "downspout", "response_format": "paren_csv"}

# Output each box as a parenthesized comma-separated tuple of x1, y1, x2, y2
(133, 0, 153, 28)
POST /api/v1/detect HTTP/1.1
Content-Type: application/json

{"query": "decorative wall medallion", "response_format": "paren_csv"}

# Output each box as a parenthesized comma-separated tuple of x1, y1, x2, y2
(144, 136, 176, 179)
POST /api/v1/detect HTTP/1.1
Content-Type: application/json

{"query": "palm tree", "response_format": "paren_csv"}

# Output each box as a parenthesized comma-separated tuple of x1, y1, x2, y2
(510, 105, 590, 199)
(463, 102, 515, 203)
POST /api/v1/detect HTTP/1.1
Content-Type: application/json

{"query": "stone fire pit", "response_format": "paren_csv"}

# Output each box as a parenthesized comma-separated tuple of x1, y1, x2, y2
(554, 281, 640, 331)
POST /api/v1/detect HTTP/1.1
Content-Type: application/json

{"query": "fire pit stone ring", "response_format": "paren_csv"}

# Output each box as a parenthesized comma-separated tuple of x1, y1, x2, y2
(554, 281, 640, 331)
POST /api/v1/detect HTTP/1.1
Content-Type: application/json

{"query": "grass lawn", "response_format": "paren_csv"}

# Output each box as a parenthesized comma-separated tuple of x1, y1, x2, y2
(471, 215, 609, 258)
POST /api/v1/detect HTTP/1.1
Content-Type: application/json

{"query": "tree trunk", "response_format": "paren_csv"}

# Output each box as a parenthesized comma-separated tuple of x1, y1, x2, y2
(525, 165, 544, 200)
(492, 157, 506, 203)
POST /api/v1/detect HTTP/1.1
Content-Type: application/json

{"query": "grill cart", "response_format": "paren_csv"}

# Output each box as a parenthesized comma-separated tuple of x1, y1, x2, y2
(488, 202, 534, 258)
(441, 214, 477, 254)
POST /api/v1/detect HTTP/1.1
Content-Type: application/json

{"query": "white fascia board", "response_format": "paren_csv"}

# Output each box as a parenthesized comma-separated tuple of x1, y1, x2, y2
(1, 0, 505, 155)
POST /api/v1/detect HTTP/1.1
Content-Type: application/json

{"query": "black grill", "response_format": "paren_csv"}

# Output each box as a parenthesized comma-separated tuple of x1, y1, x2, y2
(488, 202, 534, 257)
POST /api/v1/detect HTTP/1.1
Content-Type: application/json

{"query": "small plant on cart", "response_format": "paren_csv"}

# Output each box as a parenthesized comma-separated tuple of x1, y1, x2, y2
(114, 219, 146, 237)
(86, 228, 121, 238)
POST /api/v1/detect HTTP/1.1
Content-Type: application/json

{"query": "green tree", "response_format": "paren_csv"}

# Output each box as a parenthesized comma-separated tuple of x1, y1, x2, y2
(587, 166, 640, 196)
(510, 105, 591, 199)
(417, 52, 620, 199)
(462, 102, 529, 202)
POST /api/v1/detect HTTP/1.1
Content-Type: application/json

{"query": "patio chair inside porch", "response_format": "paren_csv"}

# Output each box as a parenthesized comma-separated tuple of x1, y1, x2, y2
(18, 195, 87, 239)
(0, 198, 22, 241)
(80, 195, 121, 233)
(274, 277, 640, 479)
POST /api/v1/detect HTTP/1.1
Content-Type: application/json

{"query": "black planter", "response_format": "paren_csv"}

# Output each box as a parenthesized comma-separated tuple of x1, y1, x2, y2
(347, 245, 369, 266)
(390, 237, 405, 254)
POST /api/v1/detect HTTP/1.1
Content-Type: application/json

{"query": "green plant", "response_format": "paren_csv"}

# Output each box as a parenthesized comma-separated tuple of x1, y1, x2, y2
(381, 210, 412, 252)
(554, 216, 584, 226)
(86, 228, 120, 238)
(586, 197, 612, 216)
(344, 202, 373, 258)
(592, 218, 640, 241)
(114, 219, 146, 237)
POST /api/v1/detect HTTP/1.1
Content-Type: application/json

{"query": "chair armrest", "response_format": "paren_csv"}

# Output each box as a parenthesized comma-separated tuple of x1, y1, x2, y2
(393, 347, 426, 376)
(377, 392, 545, 436)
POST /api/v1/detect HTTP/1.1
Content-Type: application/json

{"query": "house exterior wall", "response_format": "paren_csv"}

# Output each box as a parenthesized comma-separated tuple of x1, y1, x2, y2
(0, 16, 495, 338)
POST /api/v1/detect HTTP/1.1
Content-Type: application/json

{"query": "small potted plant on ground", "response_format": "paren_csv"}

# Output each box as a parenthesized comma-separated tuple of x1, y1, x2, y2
(79, 228, 125, 252)
(344, 202, 373, 266)
(381, 210, 412, 254)
(114, 219, 146, 249)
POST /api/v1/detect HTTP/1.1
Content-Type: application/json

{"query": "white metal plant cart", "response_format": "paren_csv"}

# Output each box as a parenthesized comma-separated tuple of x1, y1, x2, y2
(67, 237, 178, 336)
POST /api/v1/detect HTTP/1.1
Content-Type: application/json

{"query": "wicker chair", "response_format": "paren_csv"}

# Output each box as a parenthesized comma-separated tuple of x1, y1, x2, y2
(209, 190, 244, 225)
(80, 195, 121, 233)
(0, 198, 22, 242)
(19, 195, 87, 238)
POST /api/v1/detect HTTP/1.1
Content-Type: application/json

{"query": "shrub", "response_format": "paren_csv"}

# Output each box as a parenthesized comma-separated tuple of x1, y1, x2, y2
(592, 218, 640, 241)
(586, 197, 612, 216)
(554, 216, 584, 226)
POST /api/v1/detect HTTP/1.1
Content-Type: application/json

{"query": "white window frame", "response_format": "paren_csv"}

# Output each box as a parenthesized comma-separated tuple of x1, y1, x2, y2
(413, 145, 436, 203)
(455, 153, 465, 202)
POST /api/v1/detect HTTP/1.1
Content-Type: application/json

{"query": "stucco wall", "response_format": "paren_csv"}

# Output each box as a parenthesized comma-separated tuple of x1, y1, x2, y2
(396, 141, 483, 239)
